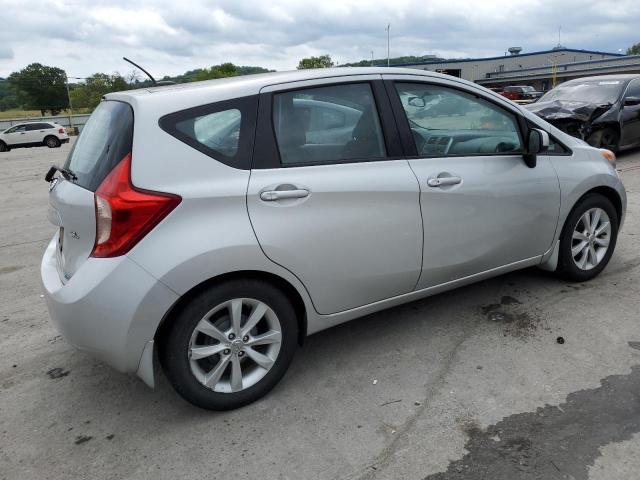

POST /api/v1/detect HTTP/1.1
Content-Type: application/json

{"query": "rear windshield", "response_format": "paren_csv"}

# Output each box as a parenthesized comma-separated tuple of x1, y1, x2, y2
(64, 101, 133, 191)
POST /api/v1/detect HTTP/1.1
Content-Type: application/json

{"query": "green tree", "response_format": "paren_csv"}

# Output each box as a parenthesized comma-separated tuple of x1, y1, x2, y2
(69, 73, 128, 109)
(8, 63, 68, 115)
(297, 55, 334, 69)
(0, 79, 20, 111)
(194, 63, 239, 81)
(628, 43, 640, 55)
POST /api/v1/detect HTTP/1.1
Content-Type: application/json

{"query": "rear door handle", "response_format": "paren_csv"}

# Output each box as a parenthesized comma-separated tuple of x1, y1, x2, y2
(427, 176, 462, 187)
(260, 189, 309, 201)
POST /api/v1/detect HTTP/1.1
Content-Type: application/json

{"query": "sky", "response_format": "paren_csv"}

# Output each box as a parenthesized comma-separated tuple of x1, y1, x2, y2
(0, 0, 638, 79)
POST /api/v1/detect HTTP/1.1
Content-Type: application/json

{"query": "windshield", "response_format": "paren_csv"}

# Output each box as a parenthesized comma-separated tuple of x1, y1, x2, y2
(540, 80, 624, 104)
(521, 86, 535, 92)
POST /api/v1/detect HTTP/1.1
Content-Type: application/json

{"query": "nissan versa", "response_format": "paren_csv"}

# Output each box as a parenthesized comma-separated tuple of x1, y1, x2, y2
(41, 68, 626, 410)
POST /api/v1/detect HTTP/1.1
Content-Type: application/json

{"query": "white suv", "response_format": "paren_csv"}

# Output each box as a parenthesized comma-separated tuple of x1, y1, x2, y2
(41, 68, 625, 410)
(0, 121, 69, 151)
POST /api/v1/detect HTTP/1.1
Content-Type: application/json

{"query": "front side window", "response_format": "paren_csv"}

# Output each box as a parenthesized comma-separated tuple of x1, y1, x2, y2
(394, 82, 523, 157)
(5, 125, 26, 133)
(625, 79, 640, 99)
(273, 83, 386, 166)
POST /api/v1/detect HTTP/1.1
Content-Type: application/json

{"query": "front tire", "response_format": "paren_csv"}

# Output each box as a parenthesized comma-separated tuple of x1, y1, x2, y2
(159, 279, 298, 410)
(556, 193, 619, 282)
(0, 141, 9, 152)
(44, 136, 61, 148)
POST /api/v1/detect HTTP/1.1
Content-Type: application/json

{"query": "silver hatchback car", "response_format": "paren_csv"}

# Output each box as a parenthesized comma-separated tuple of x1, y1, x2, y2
(42, 68, 626, 410)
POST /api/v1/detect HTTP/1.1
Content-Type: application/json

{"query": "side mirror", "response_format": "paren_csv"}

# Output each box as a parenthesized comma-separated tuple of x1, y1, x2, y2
(624, 96, 640, 107)
(523, 128, 549, 168)
(408, 96, 426, 108)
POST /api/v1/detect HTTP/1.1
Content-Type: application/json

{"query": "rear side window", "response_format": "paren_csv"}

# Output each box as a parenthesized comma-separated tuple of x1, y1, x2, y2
(159, 95, 258, 170)
(26, 123, 51, 130)
(64, 101, 133, 192)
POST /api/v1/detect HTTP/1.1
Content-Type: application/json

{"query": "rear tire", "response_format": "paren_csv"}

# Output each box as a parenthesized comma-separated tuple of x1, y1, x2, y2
(159, 279, 299, 410)
(555, 193, 619, 282)
(44, 136, 60, 148)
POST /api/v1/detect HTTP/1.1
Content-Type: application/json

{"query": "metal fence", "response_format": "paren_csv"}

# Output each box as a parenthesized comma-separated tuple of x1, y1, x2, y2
(0, 113, 91, 133)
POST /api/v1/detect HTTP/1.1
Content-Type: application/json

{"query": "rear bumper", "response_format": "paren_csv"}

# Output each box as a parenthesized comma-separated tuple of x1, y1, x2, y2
(60, 137, 70, 144)
(40, 235, 179, 376)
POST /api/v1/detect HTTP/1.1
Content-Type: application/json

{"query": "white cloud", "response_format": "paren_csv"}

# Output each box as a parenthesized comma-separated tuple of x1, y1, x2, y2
(0, 0, 638, 78)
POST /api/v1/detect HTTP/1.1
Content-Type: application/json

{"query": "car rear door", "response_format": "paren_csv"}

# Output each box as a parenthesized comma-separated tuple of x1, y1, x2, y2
(247, 77, 423, 315)
(25, 123, 49, 143)
(384, 75, 560, 289)
(47, 101, 133, 281)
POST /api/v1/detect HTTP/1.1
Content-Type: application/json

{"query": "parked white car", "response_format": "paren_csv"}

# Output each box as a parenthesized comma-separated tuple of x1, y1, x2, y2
(0, 122, 69, 151)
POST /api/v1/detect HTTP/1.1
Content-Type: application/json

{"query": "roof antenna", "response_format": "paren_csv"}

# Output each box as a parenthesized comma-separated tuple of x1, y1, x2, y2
(123, 57, 157, 85)
(122, 57, 175, 86)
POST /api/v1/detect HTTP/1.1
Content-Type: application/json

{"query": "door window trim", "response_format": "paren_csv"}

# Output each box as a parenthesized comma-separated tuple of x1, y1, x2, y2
(384, 79, 528, 159)
(251, 79, 404, 169)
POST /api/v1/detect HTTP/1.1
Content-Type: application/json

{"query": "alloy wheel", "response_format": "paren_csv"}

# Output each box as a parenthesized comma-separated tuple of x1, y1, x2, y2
(188, 298, 282, 393)
(571, 207, 611, 271)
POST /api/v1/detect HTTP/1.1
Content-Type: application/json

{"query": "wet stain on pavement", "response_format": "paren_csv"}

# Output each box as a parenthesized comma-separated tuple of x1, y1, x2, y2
(425, 365, 640, 480)
(0, 265, 23, 275)
(46, 368, 70, 379)
(480, 297, 545, 339)
(74, 435, 92, 445)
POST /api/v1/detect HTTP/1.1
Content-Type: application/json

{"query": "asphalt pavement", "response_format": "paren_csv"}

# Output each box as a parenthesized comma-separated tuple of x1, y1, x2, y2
(1, 140, 639, 479)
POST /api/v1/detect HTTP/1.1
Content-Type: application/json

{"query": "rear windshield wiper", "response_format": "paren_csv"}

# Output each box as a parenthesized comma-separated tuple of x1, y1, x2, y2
(45, 165, 77, 182)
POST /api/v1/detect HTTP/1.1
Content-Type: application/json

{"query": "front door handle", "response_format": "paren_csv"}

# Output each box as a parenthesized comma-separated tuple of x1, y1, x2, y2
(260, 189, 309, 201)
(427, 176, 462, 187)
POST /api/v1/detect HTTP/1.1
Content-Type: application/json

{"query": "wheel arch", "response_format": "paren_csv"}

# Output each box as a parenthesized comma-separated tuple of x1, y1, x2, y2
(43, 134, 59, 146)
(578, 185, 623, 223)
(155, 270, 308, 347)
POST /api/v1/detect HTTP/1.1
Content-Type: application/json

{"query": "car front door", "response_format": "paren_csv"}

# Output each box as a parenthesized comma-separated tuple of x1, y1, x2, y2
(3, 124, 29, 145)
(384, 76, 560, 289)
(247, 77, 423, 315)
(621, 79, 640, 146)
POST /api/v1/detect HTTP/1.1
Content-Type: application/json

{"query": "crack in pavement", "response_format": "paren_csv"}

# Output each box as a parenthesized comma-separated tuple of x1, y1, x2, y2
(348, 317, 481, 480)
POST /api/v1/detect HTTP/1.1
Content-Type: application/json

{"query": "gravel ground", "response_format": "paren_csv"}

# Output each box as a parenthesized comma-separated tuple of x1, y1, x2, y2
(1, 140, 639, 479)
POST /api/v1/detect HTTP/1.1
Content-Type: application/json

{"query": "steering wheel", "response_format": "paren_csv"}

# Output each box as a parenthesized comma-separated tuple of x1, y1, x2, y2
(494, 142, 515, 153)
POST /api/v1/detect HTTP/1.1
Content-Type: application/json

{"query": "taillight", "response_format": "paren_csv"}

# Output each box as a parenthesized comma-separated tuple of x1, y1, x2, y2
(91, 153, 181, 258)
(58, 128, 65, 134)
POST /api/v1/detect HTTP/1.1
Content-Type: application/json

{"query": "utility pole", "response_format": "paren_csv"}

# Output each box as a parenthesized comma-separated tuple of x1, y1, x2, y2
(386, 24, 390, 67)
(64, 74, 75, 134)
(371, 51, 374, 66)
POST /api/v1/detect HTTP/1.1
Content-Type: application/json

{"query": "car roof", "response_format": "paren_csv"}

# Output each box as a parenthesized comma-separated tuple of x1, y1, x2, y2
(104, 67, 520, 117)
(107, 67, 467, 99)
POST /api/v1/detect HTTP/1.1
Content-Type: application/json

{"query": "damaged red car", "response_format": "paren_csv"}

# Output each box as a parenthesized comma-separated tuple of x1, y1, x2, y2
(526, 75, 640, 152)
